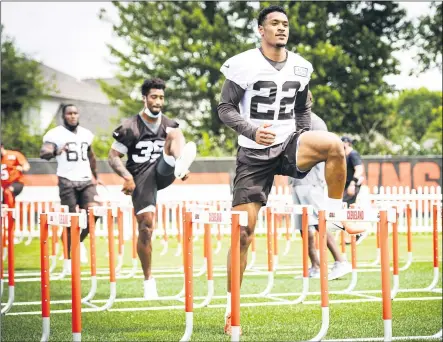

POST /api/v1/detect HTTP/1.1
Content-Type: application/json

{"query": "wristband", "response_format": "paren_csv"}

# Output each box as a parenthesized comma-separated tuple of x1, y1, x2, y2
(352, 177, 359, 183)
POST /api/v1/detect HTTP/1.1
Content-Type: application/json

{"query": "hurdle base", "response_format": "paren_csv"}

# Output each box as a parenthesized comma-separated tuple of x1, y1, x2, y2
(40, 317, 50, 342)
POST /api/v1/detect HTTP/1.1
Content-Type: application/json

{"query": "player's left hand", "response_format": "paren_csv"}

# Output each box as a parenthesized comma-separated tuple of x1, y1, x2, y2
(347, 184, 356, 196)
(16, 165, 23, 172)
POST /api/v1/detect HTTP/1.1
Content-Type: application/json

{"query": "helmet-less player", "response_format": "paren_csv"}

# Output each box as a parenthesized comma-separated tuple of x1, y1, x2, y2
(108, 78, 196, 300)
(218, 5, 351, 334)
(40, 104, 100, 269)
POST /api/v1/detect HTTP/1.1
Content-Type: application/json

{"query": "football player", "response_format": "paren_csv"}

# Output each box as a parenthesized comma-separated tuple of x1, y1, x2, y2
(218, 5, 349, 334)
(1, 143, 30, 207)
(108, 77, 196, 300)
(40, 104, 100, 268)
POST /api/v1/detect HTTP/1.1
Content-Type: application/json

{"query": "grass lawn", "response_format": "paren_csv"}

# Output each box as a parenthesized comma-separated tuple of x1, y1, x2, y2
(1, 231, 441, 341)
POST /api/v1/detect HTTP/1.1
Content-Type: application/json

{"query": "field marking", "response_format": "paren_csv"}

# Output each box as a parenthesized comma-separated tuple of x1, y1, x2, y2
(5, 295, 441, 316)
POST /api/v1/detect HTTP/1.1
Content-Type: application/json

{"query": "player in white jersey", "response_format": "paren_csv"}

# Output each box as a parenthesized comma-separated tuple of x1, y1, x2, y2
(40, 104, 100, 268)
(218, 5, 350, 334)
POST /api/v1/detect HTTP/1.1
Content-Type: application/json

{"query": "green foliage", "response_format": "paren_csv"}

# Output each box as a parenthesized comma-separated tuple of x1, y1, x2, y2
(1, 26, 52, 157)
(391, 88, 441, 142)
(99, 2, 254, 156)
(410, 2, 442, 73)
(102, 1, 414, 156)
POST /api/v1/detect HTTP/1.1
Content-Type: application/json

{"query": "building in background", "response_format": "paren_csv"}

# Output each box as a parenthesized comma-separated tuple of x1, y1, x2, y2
(25, 63, 119, 135)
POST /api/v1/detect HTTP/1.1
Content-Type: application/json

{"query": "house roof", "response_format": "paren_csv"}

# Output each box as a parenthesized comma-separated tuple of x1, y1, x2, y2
(38, 63, 120, 133)
(39, 63, 111, 104)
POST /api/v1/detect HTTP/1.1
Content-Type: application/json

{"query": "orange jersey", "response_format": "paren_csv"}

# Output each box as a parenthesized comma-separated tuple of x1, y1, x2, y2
(1, 150, 28, 187)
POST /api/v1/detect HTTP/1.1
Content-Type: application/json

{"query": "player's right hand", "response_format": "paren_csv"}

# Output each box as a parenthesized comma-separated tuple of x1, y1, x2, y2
(255, 123, 276, 146)
(122, 175, 136, 196)
(55, 144, 68, 155)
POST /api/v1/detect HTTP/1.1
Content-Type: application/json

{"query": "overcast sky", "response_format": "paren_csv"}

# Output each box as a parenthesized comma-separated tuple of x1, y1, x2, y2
(2, 2, 441, 91)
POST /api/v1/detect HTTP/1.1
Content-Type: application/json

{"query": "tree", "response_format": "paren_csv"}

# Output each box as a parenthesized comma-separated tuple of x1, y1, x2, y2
(411, 2, 442, 73)
(238, 2, 410, 139)
(391, 88, 441, 141)
(102, 2, 413, 155)
(99, 2, 254, 156)
(1, 26, 51, 156)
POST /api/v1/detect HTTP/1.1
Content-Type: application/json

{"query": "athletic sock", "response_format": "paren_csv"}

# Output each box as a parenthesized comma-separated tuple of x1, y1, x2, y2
(327, 197, 343, 211)
(225, 292, 231, 319)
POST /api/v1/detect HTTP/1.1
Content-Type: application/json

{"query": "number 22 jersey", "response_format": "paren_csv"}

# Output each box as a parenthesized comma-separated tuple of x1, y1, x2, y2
(43, 126, 94, 181)
(220, 48, 313, 149)
(111, 114, 179, 178)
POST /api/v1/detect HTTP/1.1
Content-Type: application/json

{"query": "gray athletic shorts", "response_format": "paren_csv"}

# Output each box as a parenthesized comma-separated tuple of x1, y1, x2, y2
(292, 185, 325, 229)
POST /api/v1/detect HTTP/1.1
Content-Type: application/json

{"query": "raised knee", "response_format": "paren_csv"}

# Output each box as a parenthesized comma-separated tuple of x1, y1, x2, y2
(166, 128, 183, 140)
(329, 136, 345, 159)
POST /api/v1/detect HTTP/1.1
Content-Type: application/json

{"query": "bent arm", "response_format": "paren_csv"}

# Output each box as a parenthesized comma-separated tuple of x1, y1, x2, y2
(88, 146, 98, 179)
(294, 85, 312, 132)
(217, 79, 258, 141)
(40, 142, 57, 160)
(108, 148, 132, 180)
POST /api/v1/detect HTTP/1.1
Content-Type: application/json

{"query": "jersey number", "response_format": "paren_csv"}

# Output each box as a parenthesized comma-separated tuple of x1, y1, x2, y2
(1, 164, 9, 181)
(66, 142, 88, 162)
(132, 140, 164, 164)
(250, 81, 301, 120)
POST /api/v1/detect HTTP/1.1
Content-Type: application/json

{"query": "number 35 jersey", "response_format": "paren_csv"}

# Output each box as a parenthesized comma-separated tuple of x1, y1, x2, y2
(220, 48, 313, 149)
(43, 126, 94, 181)
(111, 114, 179, 177)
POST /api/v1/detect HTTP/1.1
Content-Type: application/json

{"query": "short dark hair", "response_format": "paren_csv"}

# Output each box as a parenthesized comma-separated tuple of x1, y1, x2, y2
(141, 78, 166, 97)
(341, 136, 353, 144)
(61, 104, 76, 116)
(257, 5, 287, 27)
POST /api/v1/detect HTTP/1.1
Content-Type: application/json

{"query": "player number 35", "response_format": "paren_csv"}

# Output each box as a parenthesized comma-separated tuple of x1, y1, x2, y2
(132, 140, 164, 163)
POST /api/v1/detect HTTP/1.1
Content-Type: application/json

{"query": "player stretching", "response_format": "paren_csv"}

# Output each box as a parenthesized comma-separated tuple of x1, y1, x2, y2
(108, 78, 196, 299)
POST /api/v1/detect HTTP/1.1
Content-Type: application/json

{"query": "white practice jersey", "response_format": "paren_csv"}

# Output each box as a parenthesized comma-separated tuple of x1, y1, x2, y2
(43, 125, 94, 181)
(220, 48, 313, 149)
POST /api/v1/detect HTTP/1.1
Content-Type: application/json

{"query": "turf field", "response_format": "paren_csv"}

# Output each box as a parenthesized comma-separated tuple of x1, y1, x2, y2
(1, 232, 442, 341)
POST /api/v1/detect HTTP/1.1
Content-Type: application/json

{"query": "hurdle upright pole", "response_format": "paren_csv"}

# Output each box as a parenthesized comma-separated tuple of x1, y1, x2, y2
(82, 209, 97, 303)
(426, 204, 440, 291)
(179, 211, 193, 342)
(40, 213, 50, 342)
(273, 212, 279, 267)
(1, 210, 15, 315)
(391, 210, 399, 299)
(311, 210, 329, 341)
(400, 204, 413, 271)
(231, 213, 241, 342)
(132, 209, 137, 266)
(301, 207, 309, 280)
(344, 235, 358, 293)
(379, 210, 392, 341)
(70, 216, 82, 341)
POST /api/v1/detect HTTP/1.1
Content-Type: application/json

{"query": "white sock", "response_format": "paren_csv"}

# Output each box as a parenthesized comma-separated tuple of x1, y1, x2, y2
(327, 197, 343, 211)
(225, 292, 231, 317)
(163, 150, 176, 167)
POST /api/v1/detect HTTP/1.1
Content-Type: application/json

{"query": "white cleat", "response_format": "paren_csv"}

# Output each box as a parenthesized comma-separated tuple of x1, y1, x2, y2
(64, 259, 72, 275)
(174, 142, 197, 179)
(328, 261, 352, 280)
(144, 278, 159, 300)
(80, 242, 88, 264)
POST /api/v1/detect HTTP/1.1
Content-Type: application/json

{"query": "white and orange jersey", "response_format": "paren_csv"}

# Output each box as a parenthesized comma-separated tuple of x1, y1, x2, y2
(1, 150, 28, 187)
